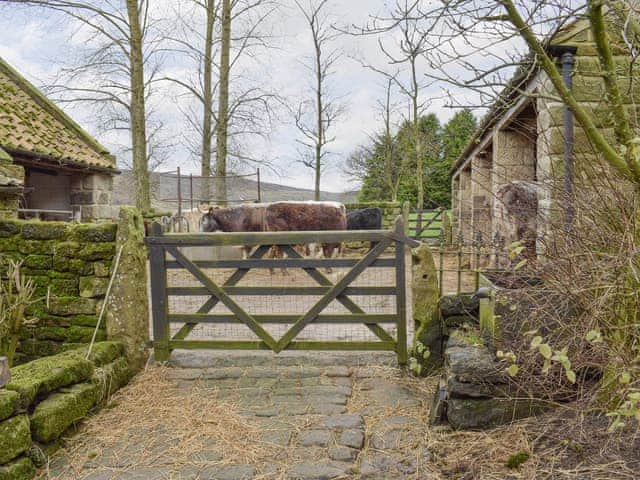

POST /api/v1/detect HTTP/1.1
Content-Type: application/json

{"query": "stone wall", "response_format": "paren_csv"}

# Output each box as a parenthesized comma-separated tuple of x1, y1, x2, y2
(0, 342, 132, 479)
(69, 173, 114, 222)
(0, 220, 117, 364)
(457, 168, 472, 242)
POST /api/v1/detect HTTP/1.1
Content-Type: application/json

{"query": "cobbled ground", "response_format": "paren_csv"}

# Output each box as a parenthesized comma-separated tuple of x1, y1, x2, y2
(42, 351, 438, 480)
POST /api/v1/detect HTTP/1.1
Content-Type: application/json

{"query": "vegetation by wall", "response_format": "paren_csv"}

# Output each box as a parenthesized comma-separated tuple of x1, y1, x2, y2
(0, 342, 132, 479)
(0, 220, 117, 364)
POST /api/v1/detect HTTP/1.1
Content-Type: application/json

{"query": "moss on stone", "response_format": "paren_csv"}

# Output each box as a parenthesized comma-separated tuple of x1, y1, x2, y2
(52, 241, 81, 258)
(50, 278, 78, 297)
(20, 222, 67, 240)
(66, 326, 104, 343)
(0, 456, 35, 480)
(5, 351, 93, 408)
(71, 341, 125, 367)
(93, 356, 131, 400)
(47, 271, 75, 280)
(92, 261, 111, 277)
(0, 415, 31, 464)
(23, 255, 51, 270)
(0, 390, 19, 421)
(69, 223, 117, 243)
(48, 296, 97, 316)
(16, 339, 61, 359)
(34, 327, 68, 342)
(17, 240, 54, 255)
(0, 221, 20, 238)
(78, 242, 115, 261)
(79, 277, 108, 298)
(30, 383, 97, 443)
(68, 315, 99, 328)
(69, 259, 93, 276)
(0, 236, 20, 252)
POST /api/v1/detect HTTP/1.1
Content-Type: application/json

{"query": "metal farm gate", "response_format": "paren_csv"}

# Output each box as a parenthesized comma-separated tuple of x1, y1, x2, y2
(146, 217, 418, 365)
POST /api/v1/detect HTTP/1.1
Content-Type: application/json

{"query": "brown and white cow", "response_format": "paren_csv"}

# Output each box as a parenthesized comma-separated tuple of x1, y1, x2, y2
(265, 201, 347, 260)
(200, 203, 267, 257)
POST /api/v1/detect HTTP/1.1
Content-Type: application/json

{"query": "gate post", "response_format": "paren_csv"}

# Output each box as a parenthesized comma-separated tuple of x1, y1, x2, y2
(394, 216, 408, 365)
(148, 222, 170, 362)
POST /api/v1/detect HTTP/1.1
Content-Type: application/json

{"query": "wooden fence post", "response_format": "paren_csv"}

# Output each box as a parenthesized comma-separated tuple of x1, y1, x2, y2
(148, 222, 170, 362)
(394, 215, 408, 365)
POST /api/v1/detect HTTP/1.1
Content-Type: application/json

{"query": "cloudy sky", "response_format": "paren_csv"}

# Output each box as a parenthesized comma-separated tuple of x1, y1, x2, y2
(0, 0, 486, 193)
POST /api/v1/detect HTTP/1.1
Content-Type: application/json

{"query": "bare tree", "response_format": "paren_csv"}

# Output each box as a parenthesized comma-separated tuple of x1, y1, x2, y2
(8, 0, 164, 212)
(165, 0, 279, 203)
(350, 1, 434, 208)
(294, 0, 343, 201)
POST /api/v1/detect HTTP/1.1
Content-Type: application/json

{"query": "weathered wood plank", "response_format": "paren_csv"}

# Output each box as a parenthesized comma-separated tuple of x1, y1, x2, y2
(148, 223, 170, 362)
(146, 230, 391, 246)
(275, 239, 392, 352)
(168, 313, 398, 324)
(169, 340, 397, 351)
(166, 286, 397, 296)
(164, 258, 396, 269)
(166, 246, 278, 350)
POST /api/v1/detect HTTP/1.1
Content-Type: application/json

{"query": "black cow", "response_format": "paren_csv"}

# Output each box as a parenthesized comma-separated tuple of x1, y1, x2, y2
(347, 207, 382, 250)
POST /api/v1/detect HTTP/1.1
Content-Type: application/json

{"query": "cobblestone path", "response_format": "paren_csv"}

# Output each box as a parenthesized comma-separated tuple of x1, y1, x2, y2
(42, 352, 438, 480)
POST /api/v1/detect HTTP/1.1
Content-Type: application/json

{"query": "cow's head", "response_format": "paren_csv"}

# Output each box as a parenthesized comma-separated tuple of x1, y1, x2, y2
(201, 208, 222, 232)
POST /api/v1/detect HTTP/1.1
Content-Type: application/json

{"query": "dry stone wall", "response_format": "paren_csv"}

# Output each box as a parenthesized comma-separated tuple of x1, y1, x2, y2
(0, 342, 132, 480)
(0, 220, 116, 364)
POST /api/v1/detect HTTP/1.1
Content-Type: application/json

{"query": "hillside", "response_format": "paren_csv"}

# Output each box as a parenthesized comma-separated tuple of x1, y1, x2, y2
(112, 170, 359, 211)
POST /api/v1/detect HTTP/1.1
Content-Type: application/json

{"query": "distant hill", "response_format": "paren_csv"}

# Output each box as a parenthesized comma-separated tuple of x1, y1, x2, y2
(112, 170, 359, 211)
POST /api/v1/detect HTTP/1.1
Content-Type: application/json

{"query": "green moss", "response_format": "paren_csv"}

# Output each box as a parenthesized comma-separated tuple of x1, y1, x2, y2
(68, 259, 93, 276)
(69, 223, 117, 243)
(93, 356, 131, 400)
(34, 327, 67, 342)
(78, 242, 115, 261)
(16, 339, 61, 359)
(0, 390, 19, 421)
(506, 451, 530, 469)
(66, 326, 104, 343)
(20, 222, 67, 240)
(5, 351, 94, 408)
(0, 415, 31, 464)
(22, 255, 51, 270)
(0, 456, 35, 480)
(79, 277, 108, 298)
(68, 315, 99, 328)
(47, 271, 75, 280)
(70, 342, 125, 367)
(52, 241, 81, 257)
(50, 278, 78, 296)
(93, 261, 111, 277)
(17, 240, 54, 255)
(48, 296, 97, 316)
(0, 236, 19, 252)
(0, 221, 20, 238)
(30, 383, 97, 442)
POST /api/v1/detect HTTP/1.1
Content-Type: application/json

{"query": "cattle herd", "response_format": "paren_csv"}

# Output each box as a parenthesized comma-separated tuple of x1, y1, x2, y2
(200, 201, 383, 259)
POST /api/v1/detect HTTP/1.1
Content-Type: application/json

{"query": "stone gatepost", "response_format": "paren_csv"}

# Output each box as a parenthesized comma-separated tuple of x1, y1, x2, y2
(412, 243, 441, 374)
(70, 173, 114, 222)
(105, 207, 149, 369)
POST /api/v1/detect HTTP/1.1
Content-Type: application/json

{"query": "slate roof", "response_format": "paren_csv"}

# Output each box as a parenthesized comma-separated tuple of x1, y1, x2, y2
(0, 57, 116, 171)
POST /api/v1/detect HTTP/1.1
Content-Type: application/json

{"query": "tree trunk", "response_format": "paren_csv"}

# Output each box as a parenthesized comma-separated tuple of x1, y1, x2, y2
(314, 35, 323, 201)
(411, 58, 423, 209)
(126, 0, 150, 212)
(216, 0, 231, 203)
(202, 0, 216, 203)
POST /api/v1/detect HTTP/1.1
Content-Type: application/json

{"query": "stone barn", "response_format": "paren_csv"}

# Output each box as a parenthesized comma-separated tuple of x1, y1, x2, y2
(450, 16, 640, 258)
(0, 57, 117, 222)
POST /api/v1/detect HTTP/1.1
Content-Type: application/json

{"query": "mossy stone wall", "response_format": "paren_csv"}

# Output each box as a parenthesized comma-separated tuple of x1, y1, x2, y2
(0, 342, 132, 479)
(0, 220, 117, 364)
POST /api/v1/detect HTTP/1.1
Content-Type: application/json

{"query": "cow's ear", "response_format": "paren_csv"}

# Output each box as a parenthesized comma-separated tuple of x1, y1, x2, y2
(208, 207, 214, 214)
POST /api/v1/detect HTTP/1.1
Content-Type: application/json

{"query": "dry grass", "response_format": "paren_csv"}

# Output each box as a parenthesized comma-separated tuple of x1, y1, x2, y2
(39, 366, 284, 479)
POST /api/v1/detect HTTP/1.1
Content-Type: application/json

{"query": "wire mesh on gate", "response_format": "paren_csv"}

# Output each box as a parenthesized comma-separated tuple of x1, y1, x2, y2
(163, 245, 414, 345)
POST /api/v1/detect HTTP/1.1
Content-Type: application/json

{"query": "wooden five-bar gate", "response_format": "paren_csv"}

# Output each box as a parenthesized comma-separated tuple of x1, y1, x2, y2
(146, 217, 419, 365)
